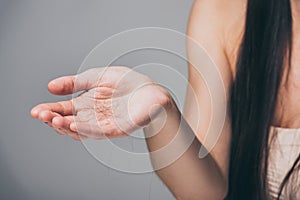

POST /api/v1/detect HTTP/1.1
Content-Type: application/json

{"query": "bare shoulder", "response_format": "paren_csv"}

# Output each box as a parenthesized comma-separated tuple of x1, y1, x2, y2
(188, 0, 247, 76)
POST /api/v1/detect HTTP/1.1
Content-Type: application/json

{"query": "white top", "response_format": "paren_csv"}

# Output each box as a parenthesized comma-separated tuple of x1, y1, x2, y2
(267, 127, 300, 199)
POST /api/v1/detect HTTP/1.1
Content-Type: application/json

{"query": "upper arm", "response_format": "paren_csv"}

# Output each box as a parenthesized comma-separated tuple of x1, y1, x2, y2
(183, 0, 233, 181)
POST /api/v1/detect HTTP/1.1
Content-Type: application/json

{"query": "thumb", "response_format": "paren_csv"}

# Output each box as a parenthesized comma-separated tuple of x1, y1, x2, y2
(48, 68, 103, 95)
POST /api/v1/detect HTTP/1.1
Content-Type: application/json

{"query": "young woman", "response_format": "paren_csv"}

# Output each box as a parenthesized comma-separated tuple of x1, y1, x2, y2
(31, 0, 300, 199)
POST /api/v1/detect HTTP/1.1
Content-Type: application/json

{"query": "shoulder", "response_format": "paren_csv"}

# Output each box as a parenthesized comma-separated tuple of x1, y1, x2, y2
(187, 0, 247, 77)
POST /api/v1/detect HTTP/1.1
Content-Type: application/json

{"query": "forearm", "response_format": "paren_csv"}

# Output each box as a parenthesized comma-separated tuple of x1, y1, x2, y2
(143, 100, 227, 200)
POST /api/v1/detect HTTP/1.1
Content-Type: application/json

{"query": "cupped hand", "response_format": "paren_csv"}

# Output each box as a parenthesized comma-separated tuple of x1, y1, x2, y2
(31, 66, 172, 140)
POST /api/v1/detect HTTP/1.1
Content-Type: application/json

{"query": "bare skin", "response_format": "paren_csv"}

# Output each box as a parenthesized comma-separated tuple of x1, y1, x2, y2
(31, 66, 172, 140)
(29, 1, 236, 199)
(31, 66, 227, 199)
(31, 0, 300, 199)
(222, 0, 300, 128)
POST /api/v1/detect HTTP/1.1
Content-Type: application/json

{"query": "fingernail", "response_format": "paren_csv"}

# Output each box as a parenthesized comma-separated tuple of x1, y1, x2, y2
(70, 123, 77, 131)
(31, 107, 41, 118)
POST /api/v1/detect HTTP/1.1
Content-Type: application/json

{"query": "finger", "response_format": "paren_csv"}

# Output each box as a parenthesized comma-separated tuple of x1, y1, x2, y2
(48, 76, 76, 95)
(52, 116, 88, 139)
(52, 115, 73, 129)
(54, 127, 72, 136)
(31, 100, 73, 118)
(31, 105, 45, 118)
(48, 68, 103, 95)
(64, 130, 88, 140)
(53, 125, 88, 140)
(70, 121, 104, 139)
(70, 121, 127, 139)
(52, 115, 78, 134)
(70, 121, 94, 135)
(54, 127, 67, 135)
(38, 110, 60, 123)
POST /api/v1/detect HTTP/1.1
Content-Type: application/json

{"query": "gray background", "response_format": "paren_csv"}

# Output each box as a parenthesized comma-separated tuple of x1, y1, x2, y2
(0, 0, 193, 199)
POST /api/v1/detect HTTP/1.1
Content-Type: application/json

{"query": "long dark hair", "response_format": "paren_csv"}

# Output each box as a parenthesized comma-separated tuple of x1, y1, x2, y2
(227, 0, 300, 199)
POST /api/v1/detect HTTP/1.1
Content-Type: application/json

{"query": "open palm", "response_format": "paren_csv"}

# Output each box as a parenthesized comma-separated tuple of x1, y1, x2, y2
(31, 66, 171, 140)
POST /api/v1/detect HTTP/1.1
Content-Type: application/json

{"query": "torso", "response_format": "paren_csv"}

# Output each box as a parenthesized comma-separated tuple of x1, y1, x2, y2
(222, 1, 300, 198)
(274, 38, 300, 128)
(224, 0, 300, 129)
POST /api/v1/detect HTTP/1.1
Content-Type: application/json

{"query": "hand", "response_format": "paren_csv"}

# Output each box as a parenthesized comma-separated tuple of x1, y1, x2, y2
(31, 66, 172, 140)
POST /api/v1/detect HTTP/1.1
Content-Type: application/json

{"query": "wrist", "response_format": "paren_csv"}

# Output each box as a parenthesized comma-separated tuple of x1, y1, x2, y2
(145, 95, 180, 133)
